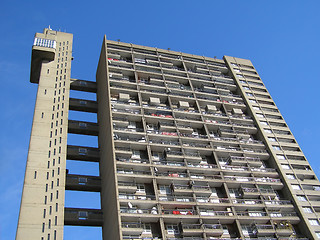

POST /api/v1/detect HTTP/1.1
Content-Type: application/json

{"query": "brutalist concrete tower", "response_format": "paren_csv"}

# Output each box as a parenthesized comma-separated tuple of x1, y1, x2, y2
(17, 28, 320, 240)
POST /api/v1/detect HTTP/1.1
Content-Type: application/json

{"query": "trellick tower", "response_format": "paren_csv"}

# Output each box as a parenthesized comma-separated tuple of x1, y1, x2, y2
(17, 28, 320, 240)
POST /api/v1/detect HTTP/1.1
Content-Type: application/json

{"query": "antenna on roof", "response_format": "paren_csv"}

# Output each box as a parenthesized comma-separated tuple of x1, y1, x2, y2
(117, 39, 120, 42)
(48, 25, 52, 30)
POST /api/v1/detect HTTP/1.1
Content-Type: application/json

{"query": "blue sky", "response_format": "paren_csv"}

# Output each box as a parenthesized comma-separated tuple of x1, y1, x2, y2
(1, 1, 320, 239)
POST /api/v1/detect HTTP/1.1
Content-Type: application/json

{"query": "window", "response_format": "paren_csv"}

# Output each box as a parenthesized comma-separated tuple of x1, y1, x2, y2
(297, 195, 307, 201)
(281, 164, 290, 170)
(166, 224, 179, 235)
(136, 184, 145, 193)
(268, 137, 276, 142)
(78, 211, 88, 220)
(292, 184, 301, 190)
(286, 174, 295, 179)
(264, 129, 272, 133)
(277, 155, 285, 160)
(260, 121, 268, 126)
(131, 150, 140, 159)
(303, 207, 313, 213)
(273, 146, 281, 150)
(159, 185, 171, 194)
(309, 219, 319, 226)
(256, 113, 264, 118)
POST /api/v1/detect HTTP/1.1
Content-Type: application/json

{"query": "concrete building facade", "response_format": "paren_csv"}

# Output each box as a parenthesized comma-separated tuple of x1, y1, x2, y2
(16, 28, 320, 240)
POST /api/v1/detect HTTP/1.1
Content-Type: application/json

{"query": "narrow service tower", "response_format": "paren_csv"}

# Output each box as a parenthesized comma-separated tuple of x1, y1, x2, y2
(16, 28, 73, 240)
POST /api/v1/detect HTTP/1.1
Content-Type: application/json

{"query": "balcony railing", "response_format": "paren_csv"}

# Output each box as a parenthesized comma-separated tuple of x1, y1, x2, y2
(154, 161, 185, 167)
(119, 194, 156, 201)
(162, 209, 196, 215)
(159, 195, 194, 202)
(199, 210, 233, 216)
(114, 135, 146, 142)
(116, 157, 149, 164)
(112, 108, 141, 114)
(117, 169, 152, 175)
(149, 139, 180, 146)
(190, 173, 222, 180)
(156, 172, 187, 178)
(187, 162, 217, 169)
(120, 208, 158, 214)
(113, 126, 145, 132)
(196, 197, 230, 204)
(237, 211, 267, 217)
(269, 212, 297, 217)
(180, 133, 208, 139)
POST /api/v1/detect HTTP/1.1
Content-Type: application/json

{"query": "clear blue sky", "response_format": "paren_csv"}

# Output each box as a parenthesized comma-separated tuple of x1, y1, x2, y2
(1, 1, 320, 239)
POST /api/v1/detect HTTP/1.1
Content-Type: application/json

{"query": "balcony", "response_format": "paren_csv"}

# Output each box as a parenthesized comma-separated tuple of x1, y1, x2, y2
(226, 156, 263, 167)
(110, 82, 137, 90)
(114, 147, 132, 156)
(180, 132, 208, 139)
(159, 195, 194, 203)
(148, 130, 178, 137)
(162, 208, 196, 216)
(237, 211, 268, 219)
(189, 173, 222, 182)
(192, 185, 212, 194)
(120, 208, 158, 215)
(171, 184, 193, 194)
(112, 107, 141, 115)
(149, 138, 180, 146)
(269, 212, 299, 223)
(184, 152, 202, 163)
(182, 141, 211, 149)
(121, 222, 143, 235)
(109, 75, 136, 83)
(68, 120, 99, 136)
(156, 172, 187, 179)
(196, 197, 230, 205)
(118, 182, 138, 193)
(113, 126, 144, 133)
(119, 193, 156, 201)
(199, 210, 233, 217)
(64, 207, 103, 226)
(187, 162, 217, 170)
(239, 187, 260, 198)
(114, 134, 146, 143)
(116, 156, 149, 164)
(275, 223, 294, 236)
(252, 224, 275, 236)
(117, 169, 152, 176)
(181, 224, 203, 236)
(203, 224, 224, 236)
(67, 145, 99, 162)
(66, 174, 101, 192)
(164, 150, 184, 160)
(264, 200, 292, 208)
(232, 199, 263, 206)
(146, 111, 173, 119)
(153, 160, 185, 167)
